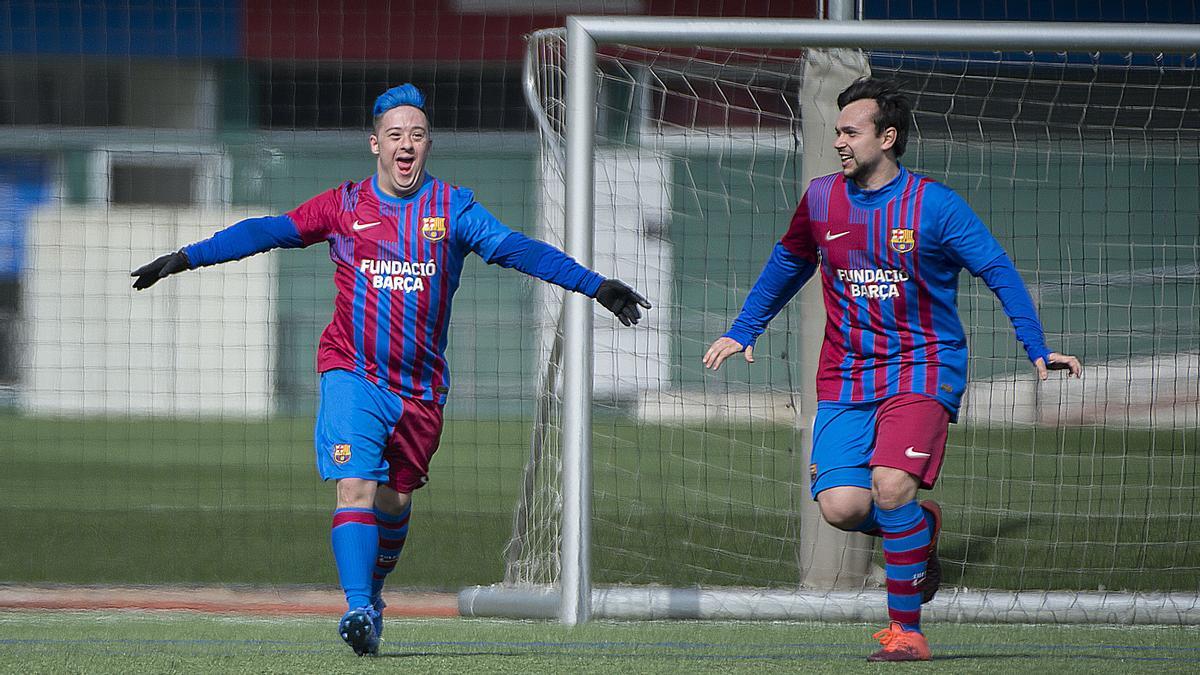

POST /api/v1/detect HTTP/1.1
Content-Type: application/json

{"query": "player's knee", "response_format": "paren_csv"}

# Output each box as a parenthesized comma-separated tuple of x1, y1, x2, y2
(871, 470, 919, 511)
(818, 498, 872, 531)
(335, 477, 377, 509)
(374, 485, 412, 515)
(823, 510, 869, 531)
(873, 484, 916, 510)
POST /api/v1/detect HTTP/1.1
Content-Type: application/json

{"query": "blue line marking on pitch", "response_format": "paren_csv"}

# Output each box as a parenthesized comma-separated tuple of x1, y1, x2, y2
(0, 638, 310, 647)
(3, 637, 1200, 662)
(392, 639, 1200, 654)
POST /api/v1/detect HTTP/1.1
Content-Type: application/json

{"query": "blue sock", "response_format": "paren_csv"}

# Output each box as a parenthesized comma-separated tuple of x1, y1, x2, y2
(331, 507, 378, 610)
(371, 504, 411, 600)
(876, 501, 931, 633)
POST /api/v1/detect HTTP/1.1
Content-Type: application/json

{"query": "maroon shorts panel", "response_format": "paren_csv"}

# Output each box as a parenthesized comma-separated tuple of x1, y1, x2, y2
(868, 393, 950, 489)
(384, 397, 445, 493)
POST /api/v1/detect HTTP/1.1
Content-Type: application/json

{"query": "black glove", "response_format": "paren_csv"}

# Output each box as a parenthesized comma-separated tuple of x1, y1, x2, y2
(595, 278, 651, 327)
(131, 250, 191, 290)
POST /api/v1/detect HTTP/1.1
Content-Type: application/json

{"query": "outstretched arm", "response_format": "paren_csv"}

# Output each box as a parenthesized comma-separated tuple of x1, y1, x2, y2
(976, 255, 1081, 380)
(703, 242, 816, 371)
(487, 231, 651, 326)
(131, 215, 303, 290)
(937, 187, 1081, 380)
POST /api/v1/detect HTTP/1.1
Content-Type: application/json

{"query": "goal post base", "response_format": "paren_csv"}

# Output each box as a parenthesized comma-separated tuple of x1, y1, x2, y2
(460, 585, 1200, 624)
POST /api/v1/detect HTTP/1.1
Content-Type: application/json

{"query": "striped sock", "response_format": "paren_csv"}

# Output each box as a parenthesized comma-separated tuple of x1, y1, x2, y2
(876, 501, 932, 632)
(371, 504, 411, 600)
(331, 507, 378, 610)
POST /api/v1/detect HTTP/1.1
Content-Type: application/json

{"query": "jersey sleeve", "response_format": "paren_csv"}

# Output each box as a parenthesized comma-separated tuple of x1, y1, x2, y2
(284, 185, 344, 245)
(778, 190, 819, 263)
(488, 232, 604, 296)
(976, 257, 1051, 364)
(181, 215, 302, 267)
(935, 185, 1051, 364)
(934, 186, 1007, 275)
(724, 242, 817, 348)
(452, 188, 518, 261)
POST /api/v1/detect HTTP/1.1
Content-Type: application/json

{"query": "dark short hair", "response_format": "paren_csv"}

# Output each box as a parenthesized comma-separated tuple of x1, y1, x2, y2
(836, 78, 912, 158)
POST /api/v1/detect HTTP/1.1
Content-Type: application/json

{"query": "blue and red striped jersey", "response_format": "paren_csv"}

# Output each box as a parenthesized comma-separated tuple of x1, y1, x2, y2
(773, 166, 1047, 413)
(287, 174, 513, 403)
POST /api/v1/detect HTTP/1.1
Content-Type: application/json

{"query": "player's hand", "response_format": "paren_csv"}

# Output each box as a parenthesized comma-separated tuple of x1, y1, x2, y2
(131, 250, 191, 290)
(1034, 352, 1082, 380)
(595, 279, 652, 326)
(703, 337, 753, 371)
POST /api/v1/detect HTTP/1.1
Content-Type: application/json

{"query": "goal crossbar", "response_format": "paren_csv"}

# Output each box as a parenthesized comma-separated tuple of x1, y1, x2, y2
(569, 17, 1200, 51)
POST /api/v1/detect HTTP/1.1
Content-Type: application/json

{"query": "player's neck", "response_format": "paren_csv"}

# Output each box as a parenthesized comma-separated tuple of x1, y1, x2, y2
(852, 161, 900, 192)
(374, 172, 427, 200)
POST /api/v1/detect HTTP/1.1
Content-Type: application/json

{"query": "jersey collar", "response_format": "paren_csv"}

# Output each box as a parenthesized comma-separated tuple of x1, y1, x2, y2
(371, 172, 433, 205)
(845, 164, 908, 207)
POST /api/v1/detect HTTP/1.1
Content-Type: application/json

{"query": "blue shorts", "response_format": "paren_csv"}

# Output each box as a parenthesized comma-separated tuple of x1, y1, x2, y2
(809, 394, 950, 499)
(314, 369, 445, 492)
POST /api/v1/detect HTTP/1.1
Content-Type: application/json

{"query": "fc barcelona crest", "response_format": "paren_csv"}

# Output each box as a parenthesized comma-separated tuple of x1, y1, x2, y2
(421, 216, 447, 242)
(332, 443, 352, 465)
(889, 228, 915, 254)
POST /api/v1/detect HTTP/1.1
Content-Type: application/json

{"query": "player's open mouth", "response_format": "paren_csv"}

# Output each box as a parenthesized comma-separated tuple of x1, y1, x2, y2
(396, 157, 415, 175)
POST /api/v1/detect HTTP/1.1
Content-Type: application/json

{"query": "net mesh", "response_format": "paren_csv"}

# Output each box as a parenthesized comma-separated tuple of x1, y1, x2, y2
(1, 6, 548, 591)
(512, 29, 1200, 597)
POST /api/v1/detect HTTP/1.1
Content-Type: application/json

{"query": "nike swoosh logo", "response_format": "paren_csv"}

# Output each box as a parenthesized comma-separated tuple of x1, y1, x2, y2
(905, 446, 932, 459)
(352, 220, 381, 231)
(825, 230, 850, 241)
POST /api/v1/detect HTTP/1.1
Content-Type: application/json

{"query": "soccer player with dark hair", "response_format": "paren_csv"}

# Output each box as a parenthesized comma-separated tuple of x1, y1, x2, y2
(133, 83, 650, 656)
(703, 77, 1080, 661)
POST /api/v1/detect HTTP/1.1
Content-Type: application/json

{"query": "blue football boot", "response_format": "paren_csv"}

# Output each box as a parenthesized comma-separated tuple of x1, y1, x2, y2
(337, 605, 380, 656)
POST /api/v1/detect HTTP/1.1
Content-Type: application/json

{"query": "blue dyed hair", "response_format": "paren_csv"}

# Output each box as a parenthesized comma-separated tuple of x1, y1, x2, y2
(372, 83, 426, 126)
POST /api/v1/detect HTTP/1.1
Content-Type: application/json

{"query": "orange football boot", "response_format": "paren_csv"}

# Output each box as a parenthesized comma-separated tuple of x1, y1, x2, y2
(867, 621, 932, 662)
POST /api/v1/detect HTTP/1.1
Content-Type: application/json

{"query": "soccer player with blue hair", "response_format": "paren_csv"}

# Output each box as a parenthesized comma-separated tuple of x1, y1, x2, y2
(704, 78, 1081, 662)
(133, 83, 650, 656)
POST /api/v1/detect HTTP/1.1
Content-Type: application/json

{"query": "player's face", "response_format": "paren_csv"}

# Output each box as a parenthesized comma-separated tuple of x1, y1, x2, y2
(834, 99, 897, 187)
(371, 105, 431, 198)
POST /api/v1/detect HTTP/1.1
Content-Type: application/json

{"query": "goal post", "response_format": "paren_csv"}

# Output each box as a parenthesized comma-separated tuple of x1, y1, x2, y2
(794, 46, 876, 591)
(559, 18, 599, 625)
(459, 17, 1200, 624)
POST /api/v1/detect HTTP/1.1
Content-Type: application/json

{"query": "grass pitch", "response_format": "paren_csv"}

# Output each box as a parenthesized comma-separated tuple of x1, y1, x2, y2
(0, 611, 1197, 674)
(1, 413, 1197, 592)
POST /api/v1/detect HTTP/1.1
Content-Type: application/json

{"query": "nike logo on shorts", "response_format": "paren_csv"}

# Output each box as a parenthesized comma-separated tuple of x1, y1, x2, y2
(352, 220, 381, 231)
(825, 230, 850, 241)
(905, 446, 932, 459)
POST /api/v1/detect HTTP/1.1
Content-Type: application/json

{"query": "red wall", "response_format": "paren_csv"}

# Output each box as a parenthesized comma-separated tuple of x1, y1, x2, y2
(244, 1, 818, 61)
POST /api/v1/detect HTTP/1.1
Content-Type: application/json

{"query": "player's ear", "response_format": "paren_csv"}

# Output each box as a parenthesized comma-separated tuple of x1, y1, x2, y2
(880, 126, 898, 151)
(369, 133, 380, 155)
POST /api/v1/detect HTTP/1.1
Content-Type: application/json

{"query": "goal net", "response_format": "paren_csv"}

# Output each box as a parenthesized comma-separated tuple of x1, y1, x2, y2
(478, 24, 1200, 623)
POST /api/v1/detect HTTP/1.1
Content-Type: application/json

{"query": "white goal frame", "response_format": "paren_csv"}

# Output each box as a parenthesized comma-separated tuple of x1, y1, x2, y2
(459, 17, 1200, 626)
